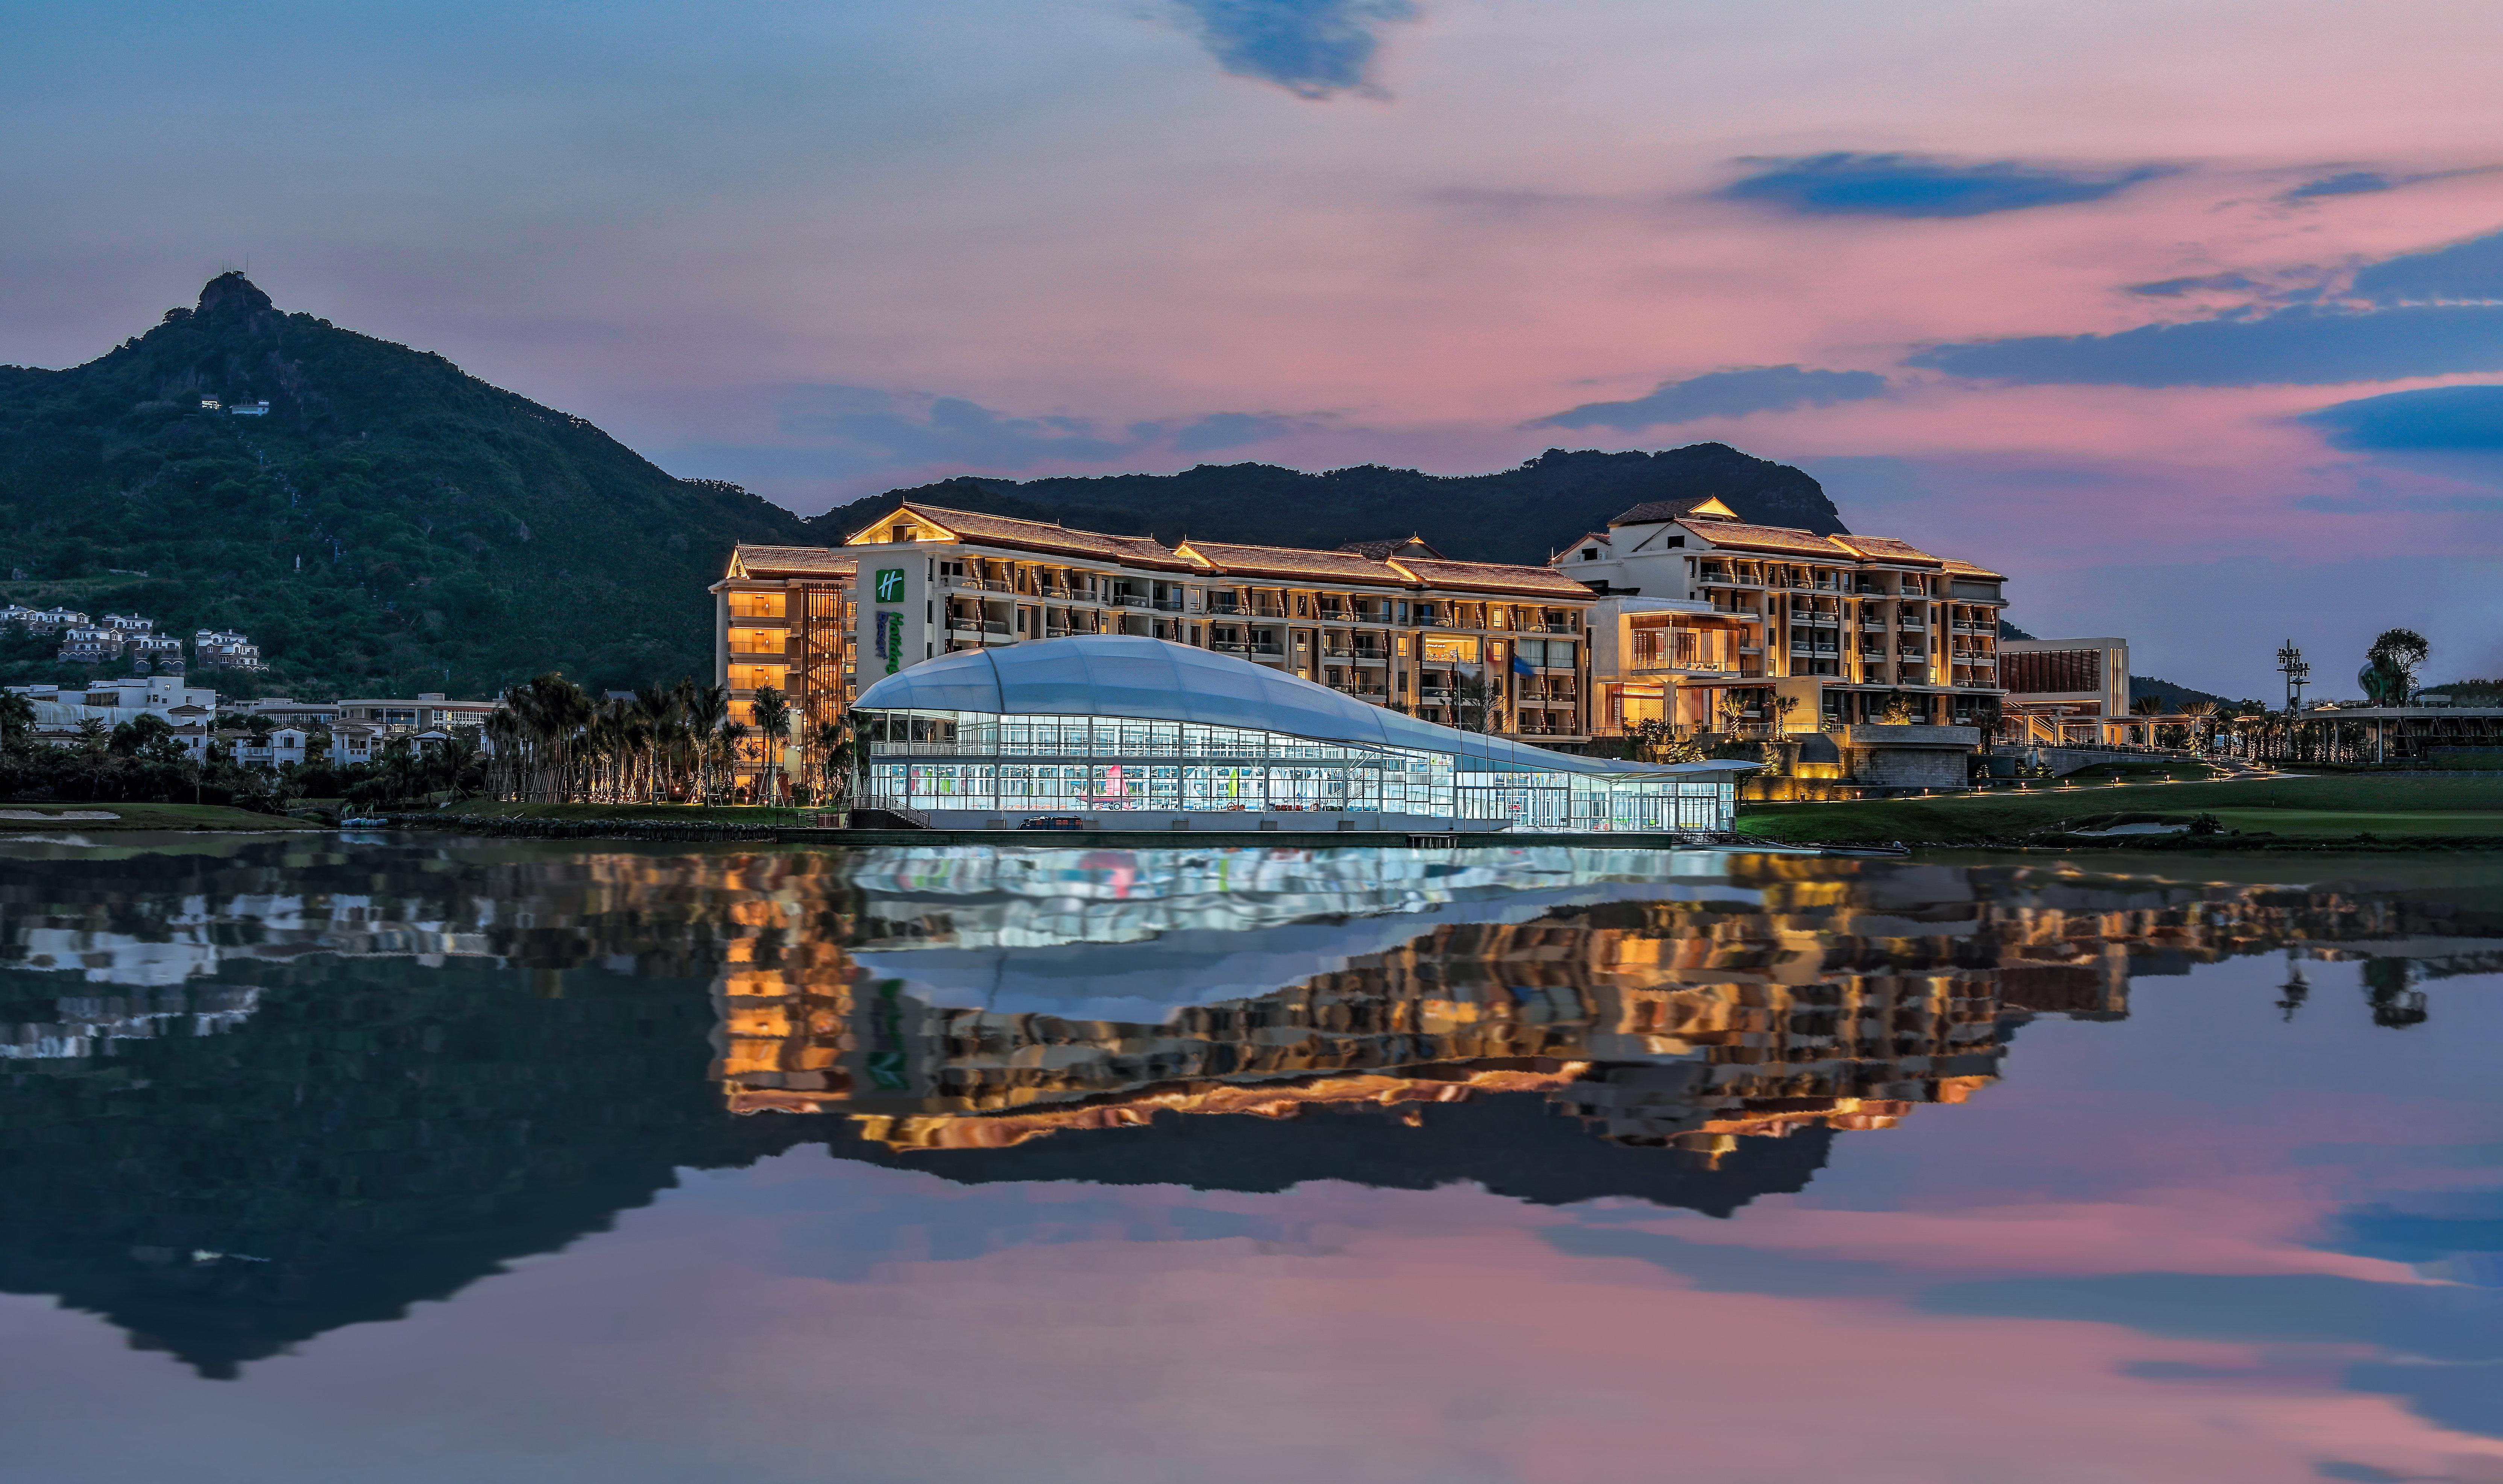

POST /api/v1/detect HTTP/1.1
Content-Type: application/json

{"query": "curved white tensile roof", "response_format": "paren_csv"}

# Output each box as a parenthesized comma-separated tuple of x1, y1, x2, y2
(852, 636, 1749, 777)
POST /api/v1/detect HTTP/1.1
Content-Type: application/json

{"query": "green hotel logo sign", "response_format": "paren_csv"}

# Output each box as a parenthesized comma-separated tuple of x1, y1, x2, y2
(873, 567, 907, 673)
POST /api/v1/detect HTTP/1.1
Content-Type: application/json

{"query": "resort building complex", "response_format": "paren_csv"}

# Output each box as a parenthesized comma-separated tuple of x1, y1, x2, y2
(710, 493, 2020, 804)
(712, 501, 1606, 789)
(1552, 496, 2010, 736)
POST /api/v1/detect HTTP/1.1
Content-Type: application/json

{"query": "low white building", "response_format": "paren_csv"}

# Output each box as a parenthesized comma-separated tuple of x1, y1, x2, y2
(335, 693, 499, 735)
(57, 627, 126, 663)
(241, 697, 340, 728)
(234, 727, 309, 771)
(332, 724, 379, 765)
(194, 629, 266, 671)
(2, 605, 88, 630)
(6, 679, 222, 744)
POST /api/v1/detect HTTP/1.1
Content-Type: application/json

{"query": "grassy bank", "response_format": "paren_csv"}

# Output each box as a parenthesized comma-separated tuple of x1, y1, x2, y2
(0, 802, 321, 833)
(1736, 775, 2503, 847)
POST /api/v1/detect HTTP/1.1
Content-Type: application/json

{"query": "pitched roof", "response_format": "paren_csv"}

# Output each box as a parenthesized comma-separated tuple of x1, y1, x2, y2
(1832, 534, 1944, 568)
(1612, 495, 1738, 526)
(1679, 520, 1856, 559)
(727, 545, 856, 579)
(1939, 557, 2007, 581)
(1178, 540, 1408, 585)
(846, 502, 1192, 568)
(1387, 557, 1598, 598)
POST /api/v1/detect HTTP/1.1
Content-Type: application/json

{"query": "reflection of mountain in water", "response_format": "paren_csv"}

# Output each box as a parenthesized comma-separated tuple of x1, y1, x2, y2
(0, 838, 2496, 1378)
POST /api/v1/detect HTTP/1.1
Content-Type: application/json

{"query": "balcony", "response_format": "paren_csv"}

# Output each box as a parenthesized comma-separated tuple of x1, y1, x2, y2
(1542, 621, 1579, 634)
(1351, 650, 1389, 665)
(725, 641, 787, 657)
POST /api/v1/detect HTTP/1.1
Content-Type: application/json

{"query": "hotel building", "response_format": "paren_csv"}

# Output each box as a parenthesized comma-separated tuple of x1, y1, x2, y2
(714, 503, 1601, 792)
(1551, 496, 2010, 736)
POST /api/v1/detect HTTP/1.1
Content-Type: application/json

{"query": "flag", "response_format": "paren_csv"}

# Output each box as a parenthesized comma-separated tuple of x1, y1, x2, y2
(1512, 653, 1535, 678)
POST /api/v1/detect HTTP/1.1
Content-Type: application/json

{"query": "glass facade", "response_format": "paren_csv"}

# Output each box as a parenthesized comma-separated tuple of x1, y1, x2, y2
(857, 710, 1734, 832)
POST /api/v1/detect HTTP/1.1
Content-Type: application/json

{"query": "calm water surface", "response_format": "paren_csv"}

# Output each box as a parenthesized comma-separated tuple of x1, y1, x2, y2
(2, 835, 2499, 1484)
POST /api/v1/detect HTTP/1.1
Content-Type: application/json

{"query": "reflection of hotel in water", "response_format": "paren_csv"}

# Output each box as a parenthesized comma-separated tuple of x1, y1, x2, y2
(6, 845, 2491, 1171)
(707, 852, 2448, 1165)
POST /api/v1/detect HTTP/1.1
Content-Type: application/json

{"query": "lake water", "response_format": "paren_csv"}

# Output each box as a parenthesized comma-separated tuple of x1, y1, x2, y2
(2, 835, 2499, 1484)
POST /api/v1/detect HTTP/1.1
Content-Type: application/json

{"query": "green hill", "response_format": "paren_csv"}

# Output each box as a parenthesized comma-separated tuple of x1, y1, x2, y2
(2, 274, 1855, 696)
(0, 273, 812, 696)
(801, 444, 1849, 562)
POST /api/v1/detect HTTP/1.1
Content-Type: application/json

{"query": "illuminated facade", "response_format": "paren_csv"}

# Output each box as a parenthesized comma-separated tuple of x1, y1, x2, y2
(843, 503, 1600, 740)
(849, 636, 1750, 832)
(709, 846, 2454, 1164)
(709, 544, 858, 795)
(1554, 496, 2011, 736)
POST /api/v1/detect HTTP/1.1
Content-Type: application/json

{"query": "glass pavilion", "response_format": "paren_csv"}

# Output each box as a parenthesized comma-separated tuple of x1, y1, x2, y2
(851, 636, 1752, 833)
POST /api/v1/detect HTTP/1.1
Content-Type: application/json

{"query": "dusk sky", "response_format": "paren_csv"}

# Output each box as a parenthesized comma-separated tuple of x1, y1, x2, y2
(8, 0, 2503, 693)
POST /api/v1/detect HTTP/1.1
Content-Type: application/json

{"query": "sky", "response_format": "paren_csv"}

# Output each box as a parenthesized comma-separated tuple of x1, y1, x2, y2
(4, 0, 2502, 694)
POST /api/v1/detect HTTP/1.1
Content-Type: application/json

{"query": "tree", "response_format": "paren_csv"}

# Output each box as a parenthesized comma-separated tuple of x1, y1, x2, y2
(811, 717, 856, 808)
(0, 689, 33, 744)
(2360, 628, 2430, 706)
(2180, 700, 2218, 752)
(685, 683, 727, 804)
(716, 719, 750, 800)
(749, 687, 791, 805)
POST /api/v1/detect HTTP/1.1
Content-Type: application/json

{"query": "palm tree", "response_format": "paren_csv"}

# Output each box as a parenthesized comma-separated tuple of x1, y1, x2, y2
(716, 719, 750, 800)
(750, 686, 791, 806)
(686, 683, 728, 805)
(812, 717, 856, 810)
(2180, 700, 2218, 753)
(632, 684, 676, 802)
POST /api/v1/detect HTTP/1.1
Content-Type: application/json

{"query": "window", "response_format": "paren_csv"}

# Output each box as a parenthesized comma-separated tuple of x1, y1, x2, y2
(1665, 536, 1684, 548)
(890, 525, 912, 543)
(1582, 548, 1599, 561)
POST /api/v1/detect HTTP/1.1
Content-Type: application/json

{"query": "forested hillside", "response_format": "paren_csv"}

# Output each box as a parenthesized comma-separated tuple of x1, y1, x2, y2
(803, 444, 1849, 560)
(0, 274, 812, 696)
(0, 275, 1857, 696)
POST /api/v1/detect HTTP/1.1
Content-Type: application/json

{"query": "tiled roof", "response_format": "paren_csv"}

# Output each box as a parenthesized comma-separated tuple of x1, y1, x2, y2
(1613, 495, 1737, 525)
(1679, 520, 1856, 558)
(1939, 557, 2007, 581)
(1832, 535, 1945, 568)
(729, 545, 856, 578)
(1178, 540, 1408, 584)
(855, 502, 1192, 567)
(1388, 557, 1598, 598)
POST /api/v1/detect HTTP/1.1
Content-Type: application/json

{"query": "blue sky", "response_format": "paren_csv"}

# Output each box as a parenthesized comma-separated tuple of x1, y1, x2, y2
(4, 0, 2502, 691)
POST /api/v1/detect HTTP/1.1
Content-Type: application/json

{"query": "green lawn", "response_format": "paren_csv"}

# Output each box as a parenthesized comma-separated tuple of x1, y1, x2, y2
(1737, 775, 2503, 846)
(0, 802, 321, 832)
(424, 800, 828, 824)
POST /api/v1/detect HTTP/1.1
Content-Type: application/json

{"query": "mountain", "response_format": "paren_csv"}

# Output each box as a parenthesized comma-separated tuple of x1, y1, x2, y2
(2130, 675, 2237, 710)
(0, 273, 812, 696)
(800, 445, 1850, 562)
(0, 275, 1852, 696)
